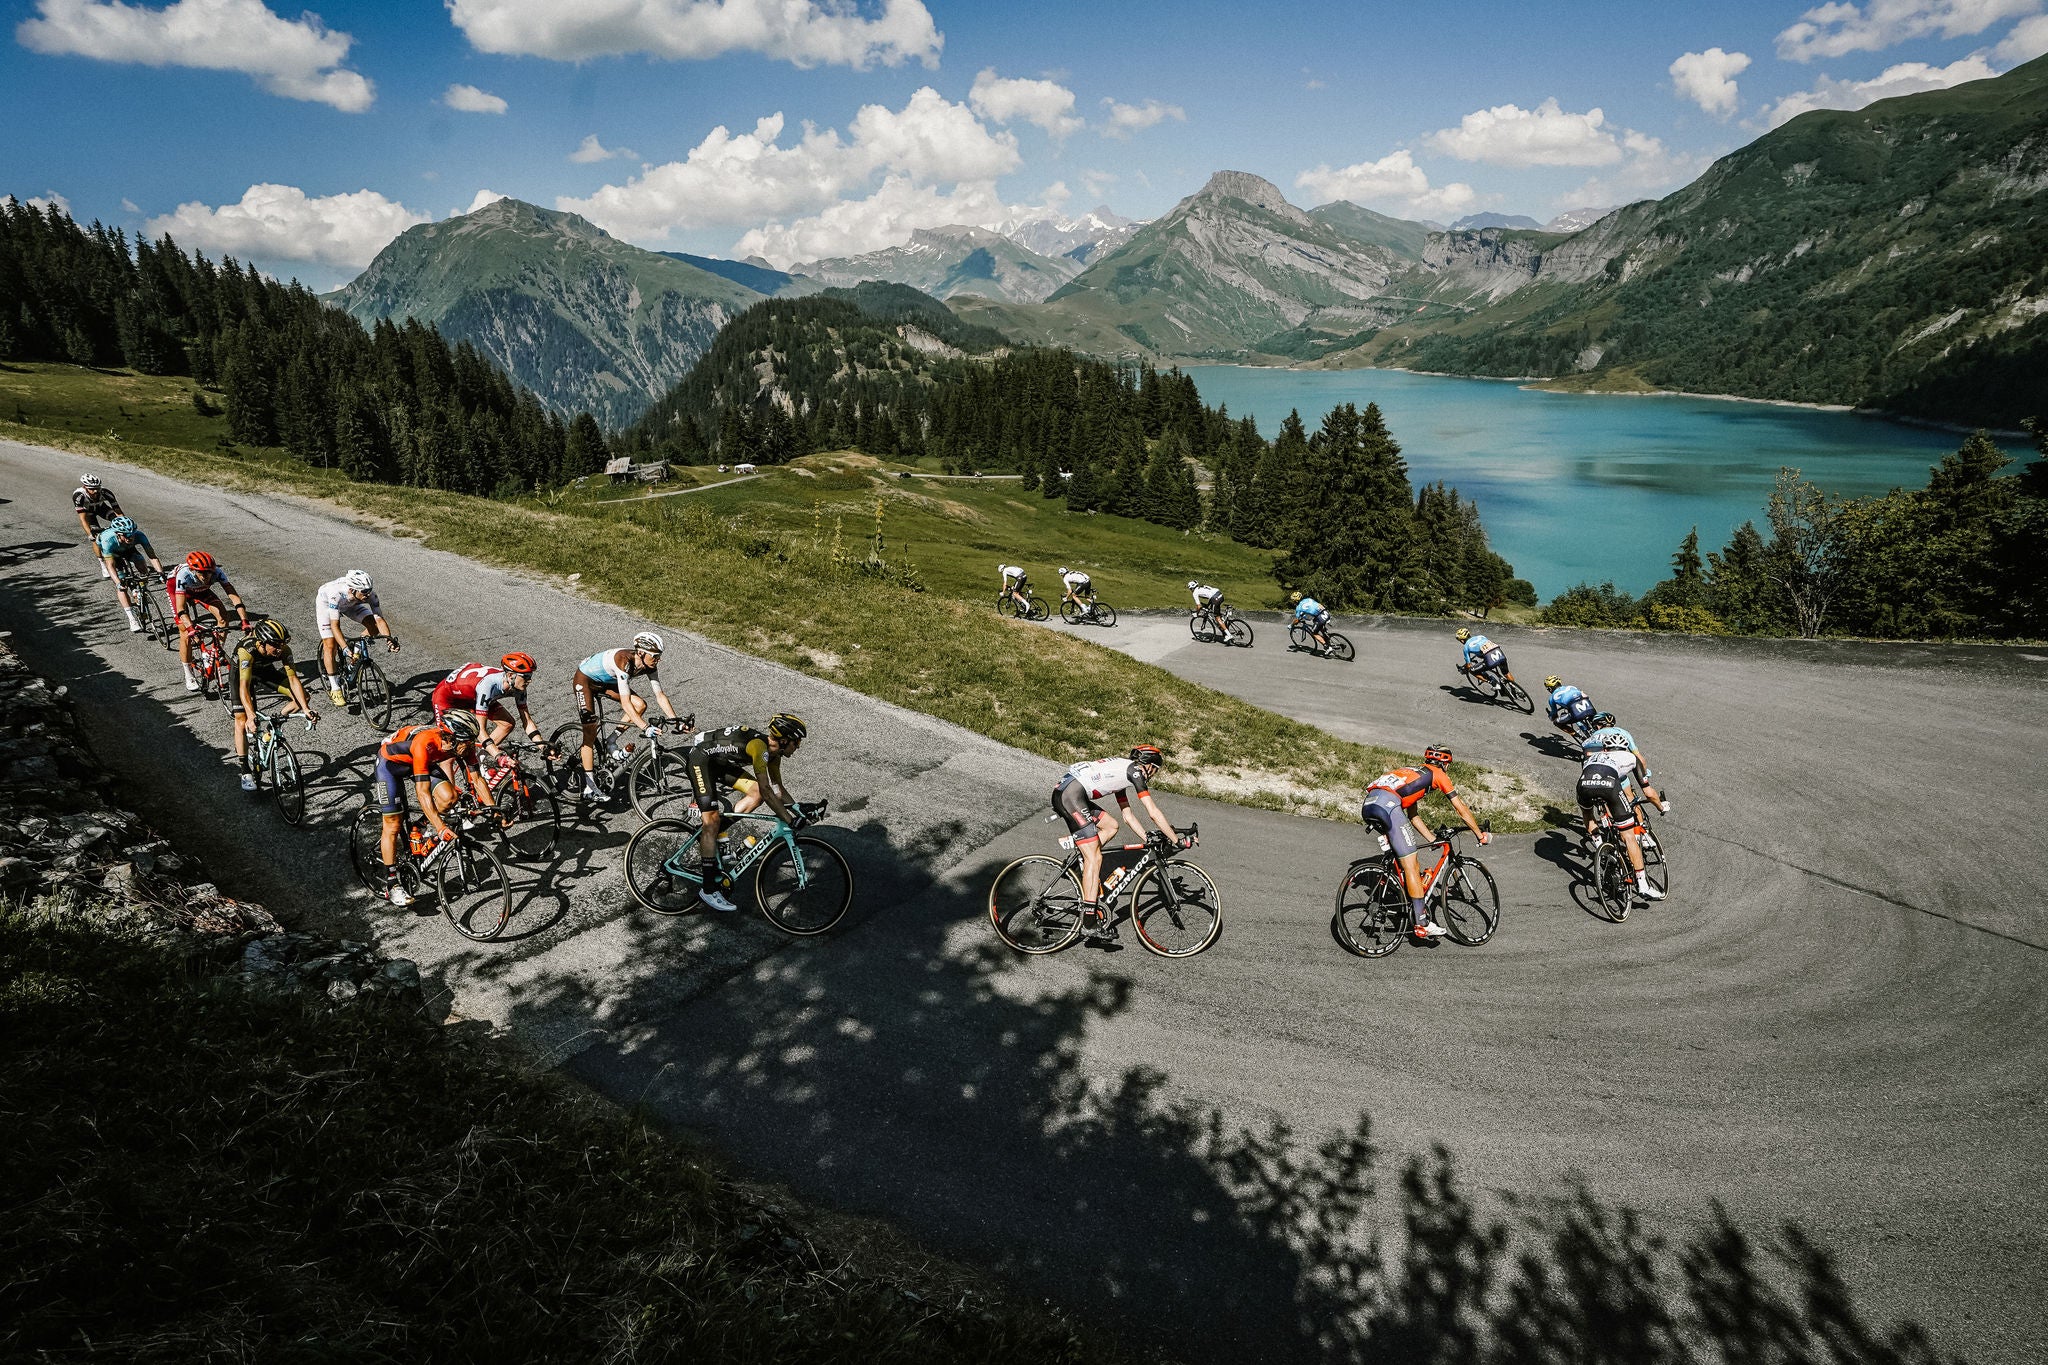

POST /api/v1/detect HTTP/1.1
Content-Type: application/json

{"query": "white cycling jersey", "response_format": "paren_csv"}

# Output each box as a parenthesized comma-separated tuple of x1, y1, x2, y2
(1067, 757, 1149, 801)
(1062, 571, 1092, 592)
(1192, 585, 1222, 606)
(998, 564, 1024, 582)
(315, 577, 383, 638)
(1582, 746, 1639, 779)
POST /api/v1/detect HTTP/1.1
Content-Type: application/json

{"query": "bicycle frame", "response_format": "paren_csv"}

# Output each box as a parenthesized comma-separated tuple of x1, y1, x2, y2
(659, 807, 811, 889)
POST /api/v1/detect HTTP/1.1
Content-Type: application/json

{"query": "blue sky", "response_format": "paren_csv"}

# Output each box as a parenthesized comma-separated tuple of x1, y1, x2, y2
(5, 0, 2044, 288)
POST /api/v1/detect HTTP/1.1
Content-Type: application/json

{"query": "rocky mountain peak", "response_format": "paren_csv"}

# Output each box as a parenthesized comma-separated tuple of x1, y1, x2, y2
(1194, 171, 1307, 224)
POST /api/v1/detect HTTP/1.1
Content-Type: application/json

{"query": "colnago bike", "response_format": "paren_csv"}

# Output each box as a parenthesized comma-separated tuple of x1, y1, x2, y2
(117, 562, 170, 644)
(988, 822, 1219, 957)
(348, 798, 513, 941)
(1287, 621, 1354, 661)
(1583, 791, 1670, 922)
(1333, 822, 1499, 958)
(1060, 594, 1118, 628)
(623, 800, 851, 935)
(1460, 660, 1534, 713)
(545, 714, 695, 821)
(480, 746, 562, 859)
(335, 631, 395, 728)
(246, 707, 314, 826)
(1190, 605, 1253, 647)
(997, 583, 1050, 621)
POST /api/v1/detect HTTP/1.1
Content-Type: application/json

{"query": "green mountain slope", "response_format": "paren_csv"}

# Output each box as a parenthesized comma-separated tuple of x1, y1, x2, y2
(1308, 201, 1435, 261)
(331, 198, 763, 428)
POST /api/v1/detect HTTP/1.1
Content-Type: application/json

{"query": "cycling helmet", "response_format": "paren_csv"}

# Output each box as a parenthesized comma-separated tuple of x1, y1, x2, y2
(440, 710, 482, 743)
(1187, 580, 1200, 590)
(1289, 591, 1303, 604)
(1544, 675, 1563, 691)
(1423, 744, 1454, 768)
(632, 630, 664, 655)
(109, 516, 137, 536)
(1058, 567, 1069, 576)
(184, 550, 215, 573)
(250, 617, 290, 647)
(80, 473, 102, 490)
(1454, 628, 1470, 641)
(500, 651, 536, 675)
(344, 568, 374, 593)
(1128, 743, 1165, 770)
(767, 712, 808, 744)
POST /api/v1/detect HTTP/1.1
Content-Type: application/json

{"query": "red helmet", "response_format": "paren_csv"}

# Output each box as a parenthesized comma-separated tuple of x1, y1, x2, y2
(184, 550, 215, 573)
(1423, 744, 1454, 768)
(1128, 743, 1165, 770)
(500, 651, 537, 675)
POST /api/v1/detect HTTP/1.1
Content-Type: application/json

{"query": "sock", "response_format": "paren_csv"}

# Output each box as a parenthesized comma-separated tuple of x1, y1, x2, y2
(1409, 896, 1429, 926)
(1636, 871, 1650, 889)
(325, 674, 339, 689)
(125, 608, 139, 626)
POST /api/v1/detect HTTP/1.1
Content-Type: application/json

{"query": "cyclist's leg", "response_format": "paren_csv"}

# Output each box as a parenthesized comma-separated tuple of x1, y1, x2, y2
(572, 674, 606, 787)
(1054, 777, 1107, 909)
(373, 755, 409, 880)
(316, 596, 343, 687)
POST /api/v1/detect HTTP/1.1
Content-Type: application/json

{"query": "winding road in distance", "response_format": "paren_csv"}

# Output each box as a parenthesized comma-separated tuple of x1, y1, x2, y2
(4, 437, 2043, 1364)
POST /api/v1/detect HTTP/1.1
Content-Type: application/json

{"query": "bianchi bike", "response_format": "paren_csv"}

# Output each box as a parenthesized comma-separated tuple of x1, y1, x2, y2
(347, 799, 513, 941)
(1582, 792, 1670, 923)
(246, 708, 314, 827)
(623, 799, 851, 935)
(997, 583, 1051, 621)
(1191, 605, 1253, 647)
(1459, 660, 1535, 713)
(988, 822, 1219, 957)
(1287, 620, 1355, 661)
(1333, 823, 1499, 958)
(1060, 594, 1118, 628)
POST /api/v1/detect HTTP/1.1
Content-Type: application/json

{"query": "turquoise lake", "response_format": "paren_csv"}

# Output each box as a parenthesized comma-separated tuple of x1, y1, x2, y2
(1181, 365, 1993, 596)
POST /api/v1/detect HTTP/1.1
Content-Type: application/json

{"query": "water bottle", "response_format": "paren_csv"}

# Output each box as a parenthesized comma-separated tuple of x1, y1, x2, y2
(742, 834, 759, 850)
(408, 825, 433, 857)
(484, 756, 512, 790)
(1102, 865, 1130, 897)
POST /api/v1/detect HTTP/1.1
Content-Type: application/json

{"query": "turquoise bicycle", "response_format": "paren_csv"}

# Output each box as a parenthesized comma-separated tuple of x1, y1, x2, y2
(622, 799, 851, 935)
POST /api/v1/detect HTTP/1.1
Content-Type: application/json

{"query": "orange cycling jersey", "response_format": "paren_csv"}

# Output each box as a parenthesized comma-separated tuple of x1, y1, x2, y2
(1366, 765, 1456, 810)
(379, 724, 463, 778)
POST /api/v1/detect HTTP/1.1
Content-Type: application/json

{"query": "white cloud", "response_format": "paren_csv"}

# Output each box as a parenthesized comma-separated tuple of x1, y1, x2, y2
(464, 189, 508, 214)
(16, 0, 374, 111)
(1776, 0, 2039, 61)
(446, 0, 941, 69)
(1426, 98, 1625, 166)
(736, 176, 1012, 265)
(1670, 47, 1752, 118)
(12, 190, 74, 216)
(1559, 132, 1715, 210)
(969, 68, 1084, 140)
(1100, 98, 1186, 139)
(570, 133, 636, 163)
(557, 87, 1018, 240)
(1294, 150, 1478, 219)
(1995, 10, 2048, 56)
(442, 82, 506, 114)
(1764, 54, 1999, 125)
(120, 196, 140, 213)
(144, 184, 426, 268)
(1080, 169, 1118, 199)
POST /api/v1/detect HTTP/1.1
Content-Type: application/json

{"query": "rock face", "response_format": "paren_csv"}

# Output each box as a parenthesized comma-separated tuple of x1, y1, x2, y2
(997, 206, 1141, 265)
(788, 226, 1084, 304)
(331, 198, 764, 429)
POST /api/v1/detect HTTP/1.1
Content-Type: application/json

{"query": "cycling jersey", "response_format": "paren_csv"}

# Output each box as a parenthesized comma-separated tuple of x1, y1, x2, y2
(1585, 725, 1638, 755)
(95, 526, 153, 561)
(1062, 572, 1092, 592)
(1366, 765, 1457, 811)
(1460, 635, 1495, 663)
(1192, 585, 1222, 606)
(1066, 757, 1151, 801)
(169, 563, 233, 604)
(232, 643, 296, 704)
(687, 725, 779, 811)
(1294, 598, 1325, 619)
(433, 663, 518, 719)
(1576, 756, 1636, 823)
(577, 647, 653, 686)
(1547, 684, 1595, 727)
(999, 564, 1024, 583)
(1581, 745, 1639, 780)
(73, 486, 121, 527)
(315, 577, 382, 637)
(373, 724, 469, 814)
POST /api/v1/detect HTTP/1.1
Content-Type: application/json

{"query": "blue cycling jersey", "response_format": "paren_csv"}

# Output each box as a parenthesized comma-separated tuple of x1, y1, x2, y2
(1586, 725, 1637, 754)
(96, 526, 152, 559)
(1547, 683, 1586, 718)
(1294, 598, 1325, 618)
(578, 649, 623, 684)
(1461, 635, 1495, 662)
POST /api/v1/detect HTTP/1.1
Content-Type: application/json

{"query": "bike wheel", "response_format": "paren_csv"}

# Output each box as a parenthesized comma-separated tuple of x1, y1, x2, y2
(1059, 599, 1084, 624)
(623, 818, 704, 915)
(346, 804, 387, 889)
(356, 657, 394, 729)
(988, 854, 1085, 953)
(1467, 668, 1501, 699)
(629, 746, 693, 823)
(1288, 623, 1310, 651)
(1440, 856, 1500, 945)
(1093, 602, 1117, 627)
(1131, 860, 1222, 958)
(439, 841, 511, 941)
(1333, 860, 1408, 958)
(500, 777, 561, 860)
(1225, 618, 1253, 648)
(754, 836, 854, 936)
(1026, 597, 1049, 621)
(197, 648, 224, 703)
(1325, 632, 1355, 662)
(996, 593, 1017, 618)
(1502, 677, 1536, 714)
(1634, 816, 1671, 897)
(269, 734, 306, 827)
(1593, 843, 1632, 922)
(1188, 613, 1207, 640)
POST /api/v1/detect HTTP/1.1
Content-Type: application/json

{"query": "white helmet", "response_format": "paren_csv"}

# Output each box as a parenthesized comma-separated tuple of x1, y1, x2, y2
(79, 473, 102, 490)
(1058, 567, 1069, 576)
(1187, 580, 1199, 590)
(344, 569, 374, 593)
(632, 630, 664, 654)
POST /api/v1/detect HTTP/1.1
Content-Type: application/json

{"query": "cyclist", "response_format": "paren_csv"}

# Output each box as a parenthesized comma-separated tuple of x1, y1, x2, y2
(73, 473, 123, 577)
(1053, 744, 1191, 945)
(95, 516, 164, 632)
(682, 712, 814, 913)
(372, 710, 498, 908)
(230, 617, 317, 793)
(1545, 675, 1599, 741)
(432, 654, 548, 761)
(1583, 721, 1672, 815)
(316, 570, 398, 706)
(1189, 581, 1226, 635)
(571, 631, 683, 801)
(1059, 566, 1094, 614)
(1288, 591, 1331, 653)
(1455, 627, 1514, 688)
(1576, 731, 1666, 903)
(998, 562, 1030, 612)
(168, 551, 252, 692)
(1361, 745, 1493, 943)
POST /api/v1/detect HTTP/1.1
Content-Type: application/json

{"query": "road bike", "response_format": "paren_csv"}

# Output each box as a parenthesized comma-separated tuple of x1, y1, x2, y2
(481, 746, 562, 860)
(544, 714, 694, 820)
(1287, 621, 1355, 661)
(245, 707, 314, 826)
(1059, 594, 1118, 628)
(997, 585, 1050, 621)
(115, 561, 171, 645)
(1333, 823, 1499, 958)
(1459, 661, 1534, 713)
(988, 822, 1219, 957)
(1581, 792, 1669, 922)
(192, 625, 239, 706)
(1190, 605, 1253, 647)
(1563, 709, 1614, 751)
(622, 799, 851, 935)
(347, 799, 514, 941)
(335, 632, 396, 728)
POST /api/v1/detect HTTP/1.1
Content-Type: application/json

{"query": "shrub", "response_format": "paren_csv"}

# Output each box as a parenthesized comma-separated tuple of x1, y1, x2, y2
(1541, 581, 1639, 628)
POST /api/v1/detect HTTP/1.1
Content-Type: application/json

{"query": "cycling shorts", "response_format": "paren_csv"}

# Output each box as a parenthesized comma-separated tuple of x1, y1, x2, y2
(372, 753, 419, 815)
(1576, 764, 1636, 825)
(685, 750, 758, 815)
(1052, 774, 1105, 842)
(1471, 647, 1506, 673)
(169, 584, 222, 631)
(572, 670, 620, 724)
(1359, 791, 1421, 858)
(1559, 696, 1595, 726)
(316, 596, 377, 639)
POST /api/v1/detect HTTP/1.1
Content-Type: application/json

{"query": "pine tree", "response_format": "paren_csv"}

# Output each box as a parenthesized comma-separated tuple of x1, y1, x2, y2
(564, 412, 608, 480)
(1276, 403, 1418, 610)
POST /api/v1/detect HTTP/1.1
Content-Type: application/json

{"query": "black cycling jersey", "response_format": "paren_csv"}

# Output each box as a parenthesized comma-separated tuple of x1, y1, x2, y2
(73, 486, 121, 526)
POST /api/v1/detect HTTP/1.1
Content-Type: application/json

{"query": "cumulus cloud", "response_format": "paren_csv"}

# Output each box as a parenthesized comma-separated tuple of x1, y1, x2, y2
(1559, 132, 1715, 210)
(1100, 98, 1185, 139)
(557, 87, 1018, 240)
(1776, 0, 2039, 61)
(1670, 47, 1752, 118)
(1424, 98, 1625, 166)
(442, 82, 506, 114)
(570, 133, 636, 163)
(1294, 150, 1478, 219)
(969, 68, 1084, 140)
(8, 190, 75, 216)
(464, 189, 508, 214)
(446, 0, 941, 69)
(735, 176, 1016, 264)
(1764, 54, 1999, 125)
(144, 184, 426, 268)
(1995, 10, 2048, 56)
(16, 0, 374, 110)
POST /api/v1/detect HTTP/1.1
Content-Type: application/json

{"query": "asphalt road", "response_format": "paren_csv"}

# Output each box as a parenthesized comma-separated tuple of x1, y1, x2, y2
(5, 438, 2043, 1363)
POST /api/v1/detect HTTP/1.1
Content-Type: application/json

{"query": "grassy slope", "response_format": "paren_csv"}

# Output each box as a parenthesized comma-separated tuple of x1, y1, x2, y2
(0, 362, 1541, 827)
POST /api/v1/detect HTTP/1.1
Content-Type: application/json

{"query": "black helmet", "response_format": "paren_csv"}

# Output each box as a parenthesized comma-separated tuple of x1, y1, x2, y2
(250, 617, 290, 647)
(768, 712, 808, 744)
(441, 710, 482, 743)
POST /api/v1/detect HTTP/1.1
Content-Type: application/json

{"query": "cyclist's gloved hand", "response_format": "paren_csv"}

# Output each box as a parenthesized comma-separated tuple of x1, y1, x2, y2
(1177, 832, 1197, 850)
(387, 637, 402, 652)
(1477, 831, 1492, 845)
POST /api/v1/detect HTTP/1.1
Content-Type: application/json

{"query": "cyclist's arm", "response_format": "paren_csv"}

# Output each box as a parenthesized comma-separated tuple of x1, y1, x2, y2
(753, 748, 799, 823)
(1448, 792, 1490, 843)
(1135, 790, 1176, 844)
(463, 759, 498, 811)
(644, 673, 678, 724)
(221, 585, 251, 627)
(76, 510, 94, 539)
(415, 767, 458, 840)
(281, 665, 313, 718)
(236, 664, 259, 717)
